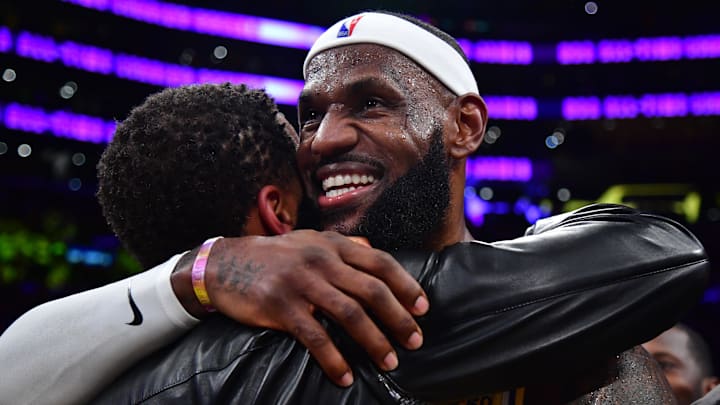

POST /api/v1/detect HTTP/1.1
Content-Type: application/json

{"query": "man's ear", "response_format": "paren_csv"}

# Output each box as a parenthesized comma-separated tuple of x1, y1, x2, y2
(257, 185, 296, 236)
(447, 93, 488, 159)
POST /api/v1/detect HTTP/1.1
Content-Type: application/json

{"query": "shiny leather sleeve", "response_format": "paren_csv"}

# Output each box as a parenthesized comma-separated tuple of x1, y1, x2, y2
(384, 204, 710, 402)
(93, 204, 710, 404)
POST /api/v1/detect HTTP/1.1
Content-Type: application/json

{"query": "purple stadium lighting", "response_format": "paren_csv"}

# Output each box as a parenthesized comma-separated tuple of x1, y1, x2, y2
(559, 35, 720, 64)
(639, 93, 687, 117)
(465, 194, 548, 227)
(8, 25, 720, 121)
(196, 70, 304, 104)
(597, 40, 634, 63)
(556, 41, 595, 64)
(456, 38, 473, 60)
(484, 96, 538, 120)
(466, 156, 533, 182)
(464, 195, 514, 227)
(685, 35, 720, 59)
(62, 0, 324, 49)
(0, 26, 11, 53)
(60, 41, 113, 74)
(472, 40, 533, 65)
(6, 27, 537, 116)
(16, 32, 58, 62)
(563, 92, 720, 120)
(603, 96, 639, 119)
(634, 37, 683, 61)
(704, 286, 720, 304)
(562, 97, 601, 120)
(115, 54, 186, 86)
(690, 92, 720, 115)
(63, 0, 720, 65)
(6, 27, 305, 105)
(465, 196, 489, 226)
(2, 103, 115, 144)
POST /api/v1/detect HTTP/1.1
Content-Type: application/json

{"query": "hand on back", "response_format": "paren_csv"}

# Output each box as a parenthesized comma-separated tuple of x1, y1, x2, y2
(174, 230, 428, 386)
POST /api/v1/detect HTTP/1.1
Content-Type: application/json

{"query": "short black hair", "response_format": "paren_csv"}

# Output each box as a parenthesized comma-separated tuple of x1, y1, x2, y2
(677, 323, 716, 376)
(97, 83, 297, 267)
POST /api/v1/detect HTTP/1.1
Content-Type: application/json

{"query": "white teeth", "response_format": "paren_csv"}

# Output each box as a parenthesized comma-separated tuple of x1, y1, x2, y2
(321, 173, 378, 195)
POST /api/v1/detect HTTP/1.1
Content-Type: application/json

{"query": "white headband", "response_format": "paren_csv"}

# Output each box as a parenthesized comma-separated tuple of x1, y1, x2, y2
(303, 12, 479, 96)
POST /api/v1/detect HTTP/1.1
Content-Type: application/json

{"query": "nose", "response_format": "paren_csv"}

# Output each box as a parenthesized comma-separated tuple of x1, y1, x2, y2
(310, 109, 359, 159)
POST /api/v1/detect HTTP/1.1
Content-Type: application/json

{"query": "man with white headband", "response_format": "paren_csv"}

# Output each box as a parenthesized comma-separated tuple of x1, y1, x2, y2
(0, 11, 711, 404)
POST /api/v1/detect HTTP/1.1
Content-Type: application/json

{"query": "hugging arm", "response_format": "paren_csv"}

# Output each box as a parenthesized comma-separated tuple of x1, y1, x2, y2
(385, 204, 709, 401)
(0, 255, 198, 405)
(0, 232, 426, 404)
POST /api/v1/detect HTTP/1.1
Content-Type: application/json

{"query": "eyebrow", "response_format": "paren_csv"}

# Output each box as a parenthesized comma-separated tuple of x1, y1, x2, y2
(299, 76, 402, 105)
(347, 77, 397, 95)
(298, 89, 314, 104)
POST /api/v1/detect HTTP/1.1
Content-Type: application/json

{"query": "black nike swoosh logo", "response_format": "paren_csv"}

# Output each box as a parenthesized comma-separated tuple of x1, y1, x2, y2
(126, 287, 143, 326)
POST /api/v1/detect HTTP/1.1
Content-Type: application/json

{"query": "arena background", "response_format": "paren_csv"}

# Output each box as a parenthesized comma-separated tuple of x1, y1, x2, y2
(1, 0, 718, 370)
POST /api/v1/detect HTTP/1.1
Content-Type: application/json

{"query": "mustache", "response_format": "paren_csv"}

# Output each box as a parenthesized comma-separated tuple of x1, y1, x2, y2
(315, 153, 385, 172)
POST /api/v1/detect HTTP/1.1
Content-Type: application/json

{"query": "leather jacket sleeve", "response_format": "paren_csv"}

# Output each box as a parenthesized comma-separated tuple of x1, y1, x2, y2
(94, 204, 710, 404)
(381, 204, 709, 402)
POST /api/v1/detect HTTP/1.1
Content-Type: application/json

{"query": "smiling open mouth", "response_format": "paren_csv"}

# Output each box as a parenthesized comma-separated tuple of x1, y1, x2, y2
(320, 173, 377, 198)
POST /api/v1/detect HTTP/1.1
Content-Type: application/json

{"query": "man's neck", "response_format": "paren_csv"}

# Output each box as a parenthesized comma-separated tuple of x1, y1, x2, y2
(422, 225, 475, 251)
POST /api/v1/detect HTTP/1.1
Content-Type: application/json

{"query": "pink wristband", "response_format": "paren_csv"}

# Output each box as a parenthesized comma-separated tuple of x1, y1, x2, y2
(191, 236, 222, 313)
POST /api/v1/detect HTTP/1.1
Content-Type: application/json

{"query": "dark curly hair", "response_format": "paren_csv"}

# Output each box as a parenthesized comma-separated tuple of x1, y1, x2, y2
(97, 83, 298, 268)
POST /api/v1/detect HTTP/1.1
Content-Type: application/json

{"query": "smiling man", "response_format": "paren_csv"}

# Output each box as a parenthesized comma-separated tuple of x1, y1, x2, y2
(0, 11, 711, 405)
(296, 19, 481, 252)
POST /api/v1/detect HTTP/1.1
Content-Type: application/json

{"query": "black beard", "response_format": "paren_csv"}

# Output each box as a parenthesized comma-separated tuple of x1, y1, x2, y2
(347, 129, 451, 251)
(296, 195, 322, 231)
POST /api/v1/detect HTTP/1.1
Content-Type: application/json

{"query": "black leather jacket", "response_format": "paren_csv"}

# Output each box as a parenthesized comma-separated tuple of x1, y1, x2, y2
(94, 205, 710, 404)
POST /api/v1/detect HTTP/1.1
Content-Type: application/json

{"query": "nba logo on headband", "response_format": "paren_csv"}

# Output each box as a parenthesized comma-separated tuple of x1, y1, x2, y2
(337, 15, 364, 38)
(306, 12, 479, 95)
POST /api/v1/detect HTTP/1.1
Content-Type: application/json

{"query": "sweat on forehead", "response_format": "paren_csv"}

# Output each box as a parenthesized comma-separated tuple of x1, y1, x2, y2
(304, 12, 478, 96)
(305, 44, 442, 92)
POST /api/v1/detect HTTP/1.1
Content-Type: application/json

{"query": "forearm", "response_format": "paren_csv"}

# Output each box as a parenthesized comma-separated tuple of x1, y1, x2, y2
(0, 254, 199, 405)
(388, 204, 709, 401)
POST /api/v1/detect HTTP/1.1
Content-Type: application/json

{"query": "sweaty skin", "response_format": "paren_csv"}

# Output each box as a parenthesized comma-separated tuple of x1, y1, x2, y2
(298, 44, 477, 251)
(0, 15, 710, 405)
(296, 42, 684, 404)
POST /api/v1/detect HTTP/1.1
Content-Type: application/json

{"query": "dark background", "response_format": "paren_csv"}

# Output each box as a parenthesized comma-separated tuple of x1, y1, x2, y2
(1, 0, 718, 370)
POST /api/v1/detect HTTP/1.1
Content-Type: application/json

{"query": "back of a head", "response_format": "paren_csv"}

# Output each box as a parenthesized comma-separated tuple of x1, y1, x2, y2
(97, 83, 298, 268)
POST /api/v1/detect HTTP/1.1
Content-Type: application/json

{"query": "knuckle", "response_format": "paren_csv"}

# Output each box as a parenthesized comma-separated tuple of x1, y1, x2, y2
(336, 301, 364, 324)
(300, 246, 329, 268)
(369, 251, 395, 274)
(301, 328, 330, 350)
(364, 279, 391, 303)
(394, 315, 416, 332)
(322, 231, 344, 242)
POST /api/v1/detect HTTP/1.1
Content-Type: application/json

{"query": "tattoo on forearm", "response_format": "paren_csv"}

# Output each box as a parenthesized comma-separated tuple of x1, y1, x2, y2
(216, 255, 264, 295)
